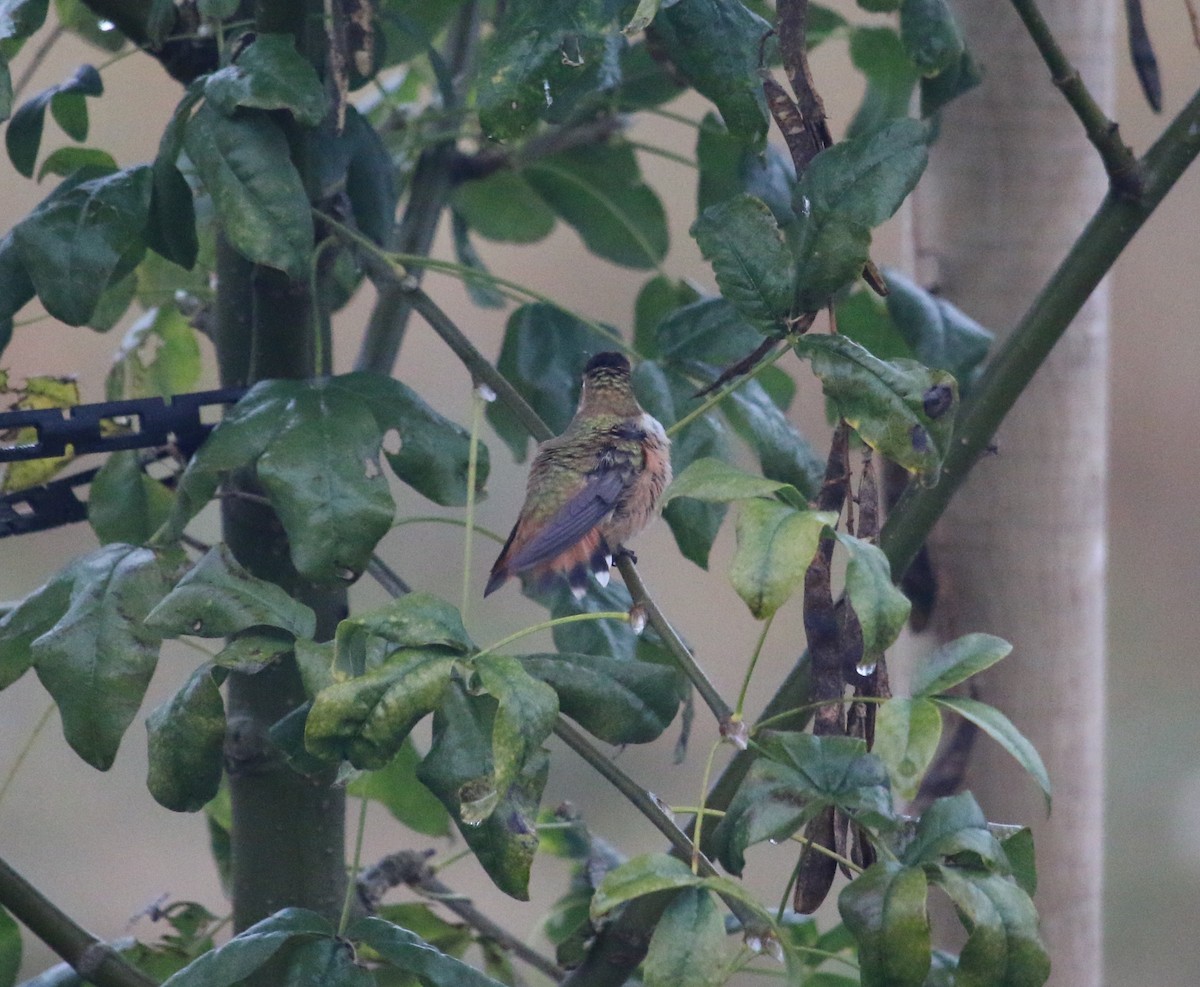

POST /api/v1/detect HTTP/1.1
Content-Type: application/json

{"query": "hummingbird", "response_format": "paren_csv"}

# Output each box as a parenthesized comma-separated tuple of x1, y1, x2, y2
(485, 352, 672, 599)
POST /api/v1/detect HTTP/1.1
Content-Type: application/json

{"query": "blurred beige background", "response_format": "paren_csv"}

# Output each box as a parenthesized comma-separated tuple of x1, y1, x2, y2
(1, 3, 1197, 984)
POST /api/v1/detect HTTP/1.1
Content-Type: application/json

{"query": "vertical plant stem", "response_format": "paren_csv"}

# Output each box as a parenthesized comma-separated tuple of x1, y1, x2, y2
(460, 388, 485, 625)
(217, 0, 349, 941)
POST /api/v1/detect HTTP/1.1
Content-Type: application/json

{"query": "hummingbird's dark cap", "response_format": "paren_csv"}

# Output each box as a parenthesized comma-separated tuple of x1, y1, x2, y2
(584, 352, 630, 375)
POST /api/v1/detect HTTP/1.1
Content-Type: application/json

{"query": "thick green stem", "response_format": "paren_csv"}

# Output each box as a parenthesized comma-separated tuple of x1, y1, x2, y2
(881, 83, 1200, 575)
(354, 2, 481, 374)
(1008, 0, 1142, 195)
(0, 856, 157, 987)
(216, 0, 349, 939)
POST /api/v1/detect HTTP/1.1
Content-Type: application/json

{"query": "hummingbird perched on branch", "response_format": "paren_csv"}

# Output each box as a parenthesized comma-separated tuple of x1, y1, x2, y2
(485, 352, 672, 599)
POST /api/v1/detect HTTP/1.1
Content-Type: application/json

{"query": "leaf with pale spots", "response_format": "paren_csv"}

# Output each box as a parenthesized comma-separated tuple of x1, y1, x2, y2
(146, 543, 317, 640)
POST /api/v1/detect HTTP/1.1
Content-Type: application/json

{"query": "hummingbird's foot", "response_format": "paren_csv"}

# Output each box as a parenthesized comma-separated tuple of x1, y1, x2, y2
(614, 546, 638, 565)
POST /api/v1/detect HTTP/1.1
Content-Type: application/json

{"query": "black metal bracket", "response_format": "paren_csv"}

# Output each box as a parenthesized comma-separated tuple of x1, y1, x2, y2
(0, 387, 246, 538)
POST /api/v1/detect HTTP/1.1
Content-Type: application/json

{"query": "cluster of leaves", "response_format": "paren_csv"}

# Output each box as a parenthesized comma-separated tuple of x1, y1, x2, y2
(0, 1, 1054, 987)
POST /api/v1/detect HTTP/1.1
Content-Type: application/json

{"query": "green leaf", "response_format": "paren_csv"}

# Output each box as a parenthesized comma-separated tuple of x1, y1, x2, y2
(902, 792, 1003, 870)
(348, 916, 510, 987)
(649, 0, 771, 146)
(525, 142, 668, 269)
(515, 651, 680, 744)
(87, 450, 173, 546)
(930, 868, 1049, 987)
(729, 501, 837, 619)
(800, 118, 929, 229)
(1001, 829, 1038, 898)
(417, 684, 547, 899)
(899, 0, 964, 77)
(12, 165, 151, 325)
(0, 904, 19, 987)
(35, 144, 116, 179)
(907, 634, 1011, 699)
(790, 207, 872, 309)
(643, 887, 728, 987)
(146, 543, 318, 640)
(56, 0, 129, 50)
(0, 232, 35, 351)
(184, 102, 312, 278)
(614, 39, 683, 111)
(486, 304, 616, 460)
(106, 305, 201, 400)
(835, 287, 913, 361)
(720, 377, 825, 499)
(633, 275, 700, 358)
(0, 564, 73, 689)
(0, 0, 49, 46)
(347, 736, 452, 837)
(633, 359, 731, 567)
(159, 909, 332, 987)
(452, 170, 555, 244)
(535, 579, 653, 663)
(472, 653, 558, 822)
(664, 457, 797, 507)
(839, 862, 931, 987)
(692, 195, 794, 332)
(590, 853, 701, 920)
(213, 628, 294, 673)
(794, 333, 958, 479)
(835, 531, 911, 663)
(164, 377, 397, 582)
(920, 47, 981, 117)
(333, 372, 489, 507)
(696, 112, 796, 225)
(305, 648, 458, 769)
(333, 592, 474, 679)
(146, 662, 226, 812)
(475, 0, 617, 140)
(655, 296, 763, 367)
(846, 27, 920, 139)
(931, 697, 1051, 810)
(884, 268, 992, 387)
(30, 544, 171, 770)
(5, 63, 101, 176)
(450, 211, 505, 309)
(875, 697, 942, 802)
(144, 84, 203, 269)
(334, 105, 396, 248)
(278, 937, 374, 987)
(204, 33, 327, 126)
(712, 732, 893, 874)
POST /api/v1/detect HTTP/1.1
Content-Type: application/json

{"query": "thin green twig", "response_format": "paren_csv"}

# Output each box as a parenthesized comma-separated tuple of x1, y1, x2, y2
(0, 703, 54, 811)
(476, 612, 631, 659)
(667, 342, 789, 437)
(1008, 0, 1142, 196)
(460, 388, 485, 625)
(338, 797, 370, 936)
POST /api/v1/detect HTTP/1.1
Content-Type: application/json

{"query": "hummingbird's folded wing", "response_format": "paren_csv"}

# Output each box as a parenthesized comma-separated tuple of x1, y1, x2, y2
(504, 468, 626, 573)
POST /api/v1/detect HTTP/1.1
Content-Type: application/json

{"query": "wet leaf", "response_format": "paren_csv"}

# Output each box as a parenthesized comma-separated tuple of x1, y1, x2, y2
(146, 543, 317, 640)
(525, 141, 668, 269)
(910, 633, 1012, 697)
(184, 103, 312, 278)
(204, 33, 327, 126)
(643, 887, 728, 987)
(11, 164, 151, 325)
(692, 194, 794, 332)
(839, 862, 931, 987)
(146, 662, 226, 811)
(31, 544, 172, 770)
(875, 697, 942, 802)
(305, 648, 458, 769)
(514, 651, 681, 744)
(835, 531, 911, 662)
(794, 333, 958, 479)
(729, 501, 837, 619)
